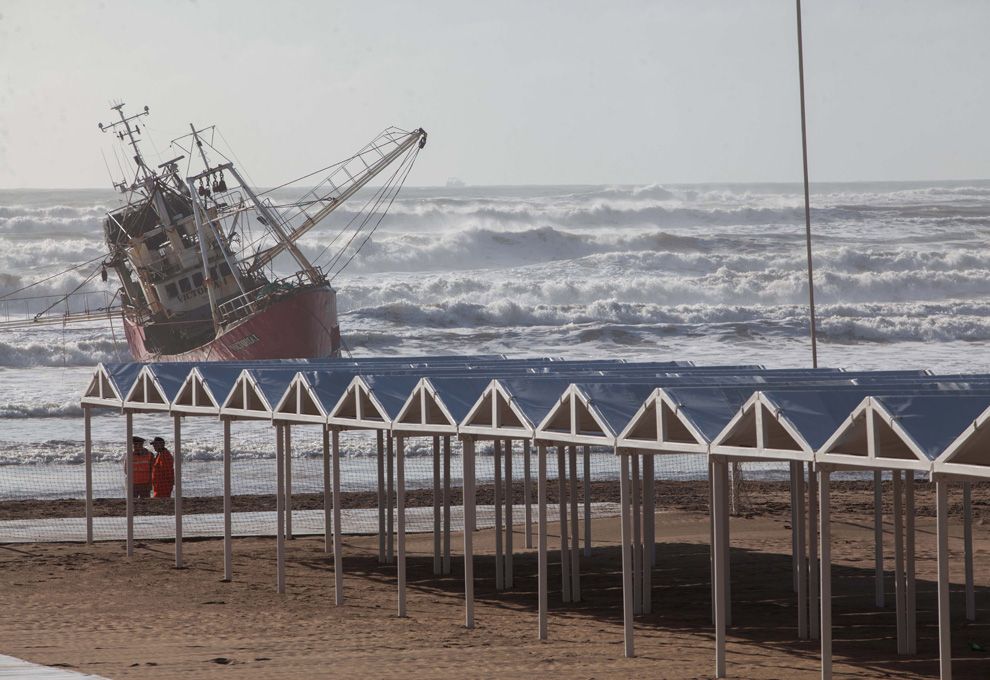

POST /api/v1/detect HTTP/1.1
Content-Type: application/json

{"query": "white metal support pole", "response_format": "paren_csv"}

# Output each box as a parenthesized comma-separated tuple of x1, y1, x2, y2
(619, 452, 635, 658)
(874, 470, 885, 608)
(713, 457, 727, 678)
(963, 481, 975, 621)
(936, 478, 953, 680)
(558, 444, 571, 603)
(538, 443, 549, 640)
(275, 424, 285, 593)
(709, 459, 716, 624)
(631, 452, 642, 615)
(820, 468, 832, 680)
(377, 430, 386, 564)
(506, 438, 515, 589)
(643, 453, 654, 615)
(893, 469, 906, 654)
(397, 435, 407, 618)
(223, 417, 232, 582)
(796, 0, 820, 368)
(583, 444, 593, 558)
(284, 424, 293, 540)
(443, 436, 452, 575)
(494, 438, 504, 591)
(332, 428, 344, 605)
(463, 437, 476, 629)
(791, 461, 799, 592)
(173, 414, 183, 568)
(323, 427, 331, 554)
(644, 453, 655, 567)
(387, 431, 395, 564)
(905, 470, 917, 654)
(568, 444, 580, 602)
(125, 411, 134, 557)
(808, 462, 820, 641)
(721, 453, 732, 627)
(83, 407, 93, 544)
(433, 435, 442, 576)
(797, 459, 809, 640)
(524, 439, 534, 549)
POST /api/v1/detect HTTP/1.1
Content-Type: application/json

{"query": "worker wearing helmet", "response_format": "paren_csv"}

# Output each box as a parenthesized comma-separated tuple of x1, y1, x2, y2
(129, 436, 154, 498)
(151, 436, 175, 499)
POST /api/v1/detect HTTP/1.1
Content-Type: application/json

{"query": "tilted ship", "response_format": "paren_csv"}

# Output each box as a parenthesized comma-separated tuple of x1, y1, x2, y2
(92, 103, 426, 361)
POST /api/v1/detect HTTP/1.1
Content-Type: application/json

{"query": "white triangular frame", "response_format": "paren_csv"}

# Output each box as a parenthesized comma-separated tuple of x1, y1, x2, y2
(122, 365, 171, 413)
(710, 392, 815, 463)
(816, 397, 931, 472)
(534, 384, 616, 447)
(80, 363, 124, 409)
(393, 377, 459, 435)
(171, 367, 222, 416)
(219, 369, 274, 421)
(934, 402, 990, 480)
(616, 388, 709, 454)
(272, 373, 329, 425)
(327, 376, 392, 430)
(459, 379, 539, 440)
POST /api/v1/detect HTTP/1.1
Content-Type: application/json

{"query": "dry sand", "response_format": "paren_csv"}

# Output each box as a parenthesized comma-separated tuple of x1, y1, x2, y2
(1, 482, 988, 679)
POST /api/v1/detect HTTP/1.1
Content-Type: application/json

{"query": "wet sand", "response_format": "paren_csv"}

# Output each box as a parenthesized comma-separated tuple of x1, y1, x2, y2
(0, 483, 988, 679)
(4, 479, 986, 521)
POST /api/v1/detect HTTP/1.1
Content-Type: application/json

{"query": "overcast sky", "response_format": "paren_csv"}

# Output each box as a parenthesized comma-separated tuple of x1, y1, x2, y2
(1, 0, 988, 188)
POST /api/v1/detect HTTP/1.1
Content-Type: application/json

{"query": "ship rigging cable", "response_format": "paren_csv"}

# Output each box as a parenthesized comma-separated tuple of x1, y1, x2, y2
(0, 255, 106, 301)
(314, 143, 418, 270)
(326, 144, 421, 280)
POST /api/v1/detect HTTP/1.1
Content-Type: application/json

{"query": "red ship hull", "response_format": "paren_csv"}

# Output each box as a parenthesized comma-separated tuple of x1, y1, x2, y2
(123, 287, 341, 362)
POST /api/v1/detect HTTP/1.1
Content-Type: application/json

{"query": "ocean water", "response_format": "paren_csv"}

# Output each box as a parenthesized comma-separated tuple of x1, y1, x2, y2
(1, 181, 989, 498)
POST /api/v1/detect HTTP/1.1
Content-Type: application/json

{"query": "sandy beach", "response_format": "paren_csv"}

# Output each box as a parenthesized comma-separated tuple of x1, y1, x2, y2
(1, 481, 987, 679)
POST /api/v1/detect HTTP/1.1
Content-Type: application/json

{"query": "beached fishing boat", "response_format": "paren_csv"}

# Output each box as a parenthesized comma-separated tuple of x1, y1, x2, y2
(1, 102, 426, 361)
(101, 103, 426, 361)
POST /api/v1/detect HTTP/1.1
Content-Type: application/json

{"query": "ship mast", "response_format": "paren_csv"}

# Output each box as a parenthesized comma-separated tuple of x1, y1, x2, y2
(181, 124, 324, 285)
(98, 102, 153, 188)
(185, 124, 254, 331)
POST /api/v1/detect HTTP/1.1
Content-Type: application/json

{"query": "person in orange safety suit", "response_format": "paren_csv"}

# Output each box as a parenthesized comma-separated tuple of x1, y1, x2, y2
(151, 436, 175, 499)
(129, 436, 154, 498)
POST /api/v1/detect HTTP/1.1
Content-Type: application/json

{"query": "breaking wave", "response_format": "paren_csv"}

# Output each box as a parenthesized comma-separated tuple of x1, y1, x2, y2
(0, 338, 125, 368)
(0, 401, 84, 419)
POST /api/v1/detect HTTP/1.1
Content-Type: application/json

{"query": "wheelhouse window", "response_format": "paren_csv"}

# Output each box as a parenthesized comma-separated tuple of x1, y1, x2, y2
(178, 277, 192, 293)
(165, 283, 178, 299)
(192, 272, 204, 288)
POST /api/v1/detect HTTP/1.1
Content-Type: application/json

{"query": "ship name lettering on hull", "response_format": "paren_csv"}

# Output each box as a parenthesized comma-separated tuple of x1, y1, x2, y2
(178, 286, 207, 303)
(229, 333, 260, 351)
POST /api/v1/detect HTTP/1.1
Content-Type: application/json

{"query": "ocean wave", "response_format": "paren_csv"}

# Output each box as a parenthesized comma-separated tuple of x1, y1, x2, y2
(0, 213, 105, 236)
(338, 248, 990, 311)
(322, 221, 990, 277)
(324, 226, 719, 273)
(0, 401, 85, 418)
(343, 297, 990, 342)
(0, 338, 126, 368)
(0, 204, 110, 220)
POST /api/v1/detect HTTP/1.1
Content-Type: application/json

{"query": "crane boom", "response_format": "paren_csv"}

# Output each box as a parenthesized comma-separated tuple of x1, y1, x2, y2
(248, 126, 427, 275)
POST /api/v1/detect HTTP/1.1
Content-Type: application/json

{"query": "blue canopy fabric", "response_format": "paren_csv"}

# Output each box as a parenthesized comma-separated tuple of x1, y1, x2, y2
(872, 394, 990, 461)
(81, 358, 990, 469)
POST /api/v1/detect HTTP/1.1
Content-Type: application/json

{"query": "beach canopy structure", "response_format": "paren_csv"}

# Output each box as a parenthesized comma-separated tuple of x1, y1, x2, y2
(77, 357, 990, 680)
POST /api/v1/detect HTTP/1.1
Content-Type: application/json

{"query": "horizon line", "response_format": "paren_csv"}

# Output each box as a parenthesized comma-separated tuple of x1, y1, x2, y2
(2, 177, 990, 192)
